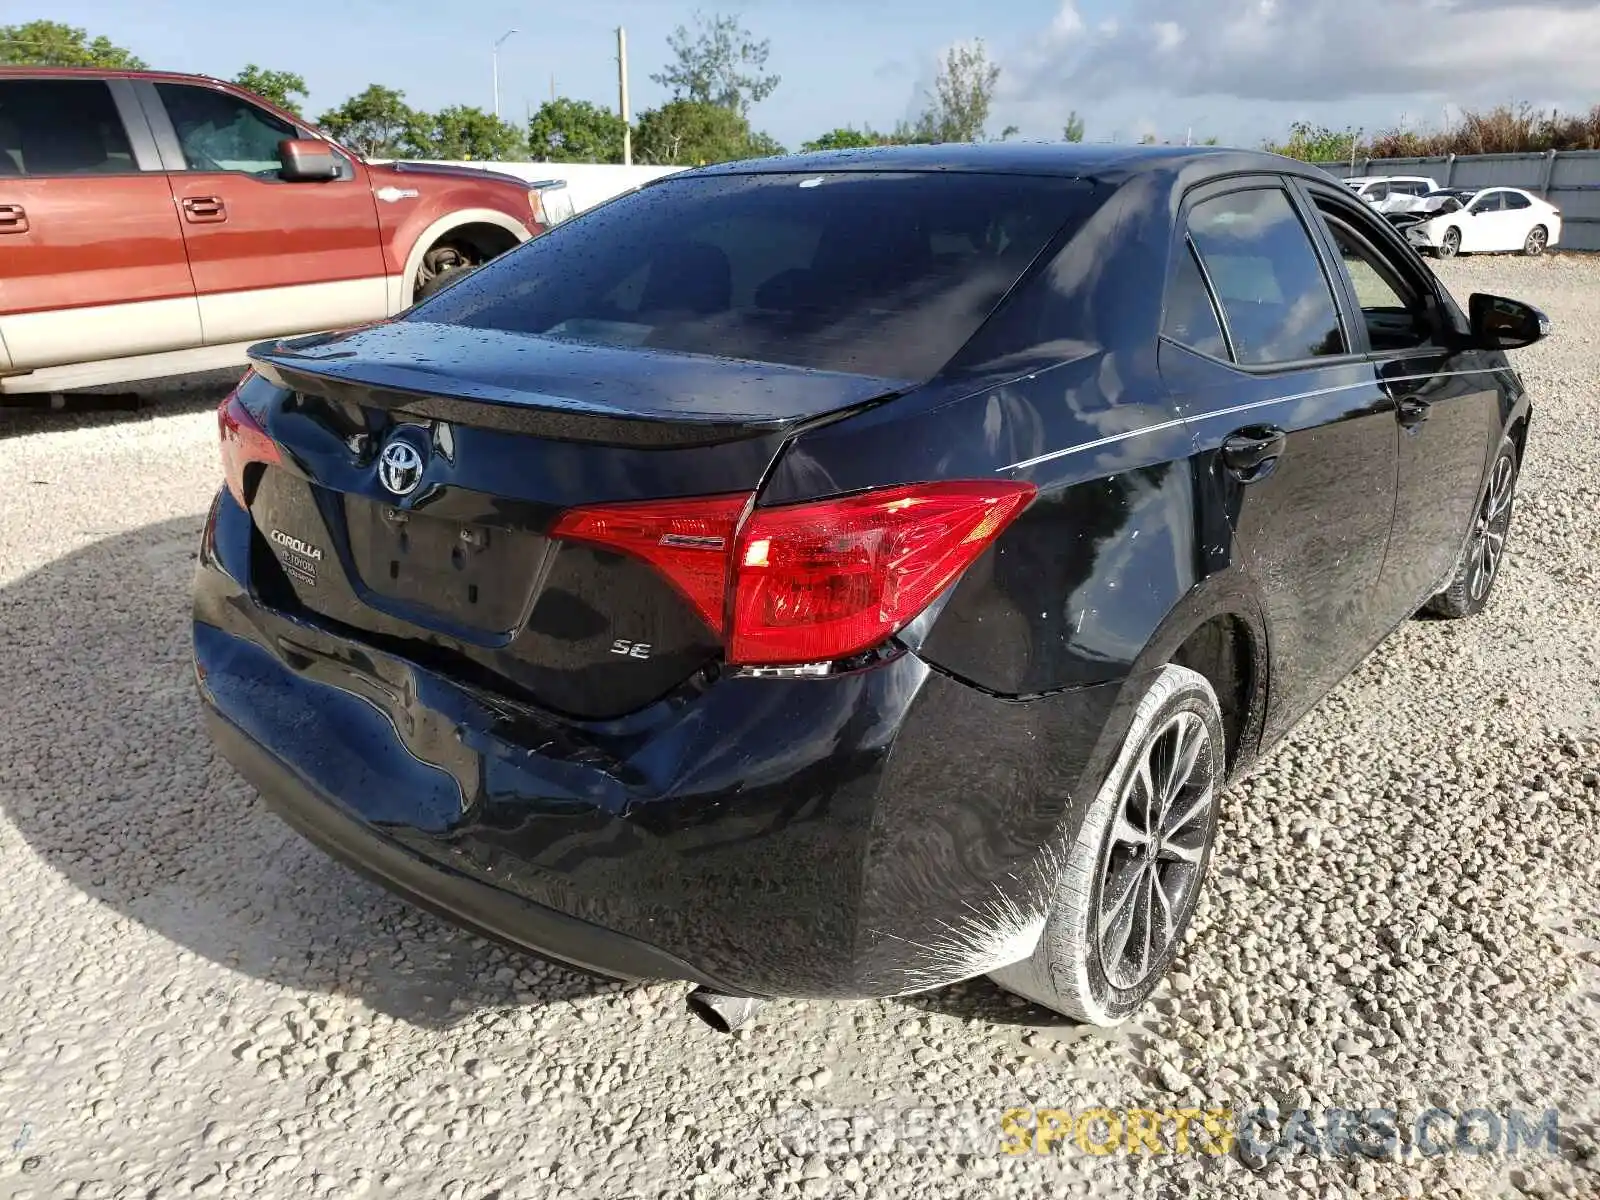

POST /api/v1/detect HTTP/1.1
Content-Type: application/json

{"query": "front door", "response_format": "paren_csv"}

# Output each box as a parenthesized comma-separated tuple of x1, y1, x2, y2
(1160, 180, 1398, 745)
(0, 77, 200, 371)
(1458, 191, 1506, 253)
(143, 81, 388, 344)
(1298, 181, 1505, 612)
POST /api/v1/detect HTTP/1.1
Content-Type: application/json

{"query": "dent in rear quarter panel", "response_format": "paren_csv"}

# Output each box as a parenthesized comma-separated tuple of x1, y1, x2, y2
(767, 167, 1203, 697)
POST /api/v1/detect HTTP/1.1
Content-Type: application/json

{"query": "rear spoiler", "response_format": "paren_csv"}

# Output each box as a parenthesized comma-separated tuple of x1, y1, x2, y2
(246, 323, 908, 449)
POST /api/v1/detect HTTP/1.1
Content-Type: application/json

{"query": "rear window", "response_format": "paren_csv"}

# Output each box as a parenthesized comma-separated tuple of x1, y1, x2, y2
(418, 171, 1103, 379)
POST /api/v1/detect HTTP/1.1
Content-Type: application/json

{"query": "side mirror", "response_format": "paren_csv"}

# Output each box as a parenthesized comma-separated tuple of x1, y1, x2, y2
(1469, 293, 1551, 352)
(278, 138, 341, 182)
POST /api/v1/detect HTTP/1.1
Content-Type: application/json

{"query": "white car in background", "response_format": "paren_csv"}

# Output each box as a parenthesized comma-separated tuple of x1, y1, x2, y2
(1344, 175, 1439, 214)
(1399, 187, 1562, 258)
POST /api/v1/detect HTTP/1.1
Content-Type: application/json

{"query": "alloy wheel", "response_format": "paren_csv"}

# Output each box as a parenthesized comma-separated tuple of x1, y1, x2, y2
(1096, 710, 1217, 990)
(1468, 454, 1516, 603)
(1440, 228, 1461, 258)
(1525, 227, 1548, 256)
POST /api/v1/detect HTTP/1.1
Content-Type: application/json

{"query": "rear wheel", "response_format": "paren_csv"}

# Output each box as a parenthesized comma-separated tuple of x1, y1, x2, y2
(1426, 436, 1519, 619)
(1438, 227, 1462, 258)
(989, 665, 1224, 1024)
(1523, 225, 1549, 257)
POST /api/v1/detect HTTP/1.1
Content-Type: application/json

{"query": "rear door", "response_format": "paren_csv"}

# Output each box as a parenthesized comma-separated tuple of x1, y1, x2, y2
(1297, 178, 1504, 611)
(1499, 190, 1538, 250)
(0, 76, 200, 371)
(1160, 178, 1398, 743)
(140, 80, 388, 344)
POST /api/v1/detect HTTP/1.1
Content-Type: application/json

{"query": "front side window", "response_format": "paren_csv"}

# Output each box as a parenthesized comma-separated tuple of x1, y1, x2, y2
(1184, 188, 1345, 366)
(156, 84, 295, 175)
(1467, 192, 1503, 214)
(1313, 200, 1431, 353)
(420, 171, 1102, 379)
(0, 80, 135, 176)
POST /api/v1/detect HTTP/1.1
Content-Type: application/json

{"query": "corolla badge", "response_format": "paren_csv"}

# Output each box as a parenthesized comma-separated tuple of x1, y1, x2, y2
(378, 437, 426, 497)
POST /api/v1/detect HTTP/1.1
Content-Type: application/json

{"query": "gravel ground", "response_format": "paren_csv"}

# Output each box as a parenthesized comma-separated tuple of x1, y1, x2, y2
(0, 257, 1596, 1200)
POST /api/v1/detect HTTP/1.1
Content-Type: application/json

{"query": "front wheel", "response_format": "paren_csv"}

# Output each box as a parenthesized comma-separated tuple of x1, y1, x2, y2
(1438, 227, 1462, 258)
(1523, 225, 1549, 257)
(989, 665, 1224, 1024)
(1426, 436, 1519, 619)
(413, 244, 477, 302)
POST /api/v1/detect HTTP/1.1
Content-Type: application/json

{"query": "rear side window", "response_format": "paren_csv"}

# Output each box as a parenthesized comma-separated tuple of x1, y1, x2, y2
(1185, 188, 1346, 366)
(1503, 191, 1532, 210)
(419, 171, 1103, 379)
(0, 80, 135, 176)
(1162, 241, 1229, 359)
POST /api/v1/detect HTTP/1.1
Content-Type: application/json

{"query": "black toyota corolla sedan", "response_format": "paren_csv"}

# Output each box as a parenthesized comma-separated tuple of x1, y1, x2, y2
(195, 144, 1546, 1027)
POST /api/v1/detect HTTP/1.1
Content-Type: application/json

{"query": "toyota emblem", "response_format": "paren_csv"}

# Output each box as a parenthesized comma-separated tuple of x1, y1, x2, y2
(378, 437, 426, 497)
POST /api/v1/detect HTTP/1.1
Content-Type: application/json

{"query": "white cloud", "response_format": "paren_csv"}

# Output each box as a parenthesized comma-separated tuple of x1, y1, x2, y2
(1015, 0, 1600, 104)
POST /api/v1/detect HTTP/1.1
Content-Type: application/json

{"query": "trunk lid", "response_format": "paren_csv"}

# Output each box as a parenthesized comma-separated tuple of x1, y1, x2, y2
(239, 324, 904, 719)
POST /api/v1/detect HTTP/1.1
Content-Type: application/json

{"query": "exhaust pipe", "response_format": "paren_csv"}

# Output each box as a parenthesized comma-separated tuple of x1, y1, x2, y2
(686, 987, 764, 1033)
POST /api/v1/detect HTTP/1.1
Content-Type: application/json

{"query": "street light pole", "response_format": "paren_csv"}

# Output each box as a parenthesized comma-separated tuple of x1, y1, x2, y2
(493, 28, 518, 120)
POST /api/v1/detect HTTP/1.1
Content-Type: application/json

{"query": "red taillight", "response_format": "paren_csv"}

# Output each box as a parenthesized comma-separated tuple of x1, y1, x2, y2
(551, 480, 1035, 667)
(218, 374, 281, 507)
(550, 494, 749, 634)
(730, 481, 1035, 664)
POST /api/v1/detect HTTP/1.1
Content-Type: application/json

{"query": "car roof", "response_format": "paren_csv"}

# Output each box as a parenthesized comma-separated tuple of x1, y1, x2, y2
(0, 65, 234, 88)
(685, 142, 1323, 186)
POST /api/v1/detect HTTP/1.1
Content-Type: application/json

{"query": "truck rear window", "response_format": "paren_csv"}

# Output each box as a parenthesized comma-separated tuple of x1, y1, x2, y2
(417, 171, 1104, 380)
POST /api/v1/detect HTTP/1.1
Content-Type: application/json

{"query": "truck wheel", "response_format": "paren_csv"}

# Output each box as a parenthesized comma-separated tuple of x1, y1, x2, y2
(413, 245, 476, 302)
(989, 665, 1224, 1024)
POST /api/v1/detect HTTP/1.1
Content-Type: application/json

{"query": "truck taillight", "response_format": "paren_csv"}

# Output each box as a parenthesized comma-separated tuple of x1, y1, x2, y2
(551, 481, 1036, 667)
(217, 373, 280, 507)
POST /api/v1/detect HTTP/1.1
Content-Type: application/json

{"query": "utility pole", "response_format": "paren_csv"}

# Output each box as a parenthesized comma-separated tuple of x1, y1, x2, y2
(617, 26, 633, 166)
(493, 28, 518, 120)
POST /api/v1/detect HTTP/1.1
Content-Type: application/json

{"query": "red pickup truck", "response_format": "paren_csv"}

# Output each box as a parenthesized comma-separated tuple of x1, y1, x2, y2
(0, 68, 558, 393)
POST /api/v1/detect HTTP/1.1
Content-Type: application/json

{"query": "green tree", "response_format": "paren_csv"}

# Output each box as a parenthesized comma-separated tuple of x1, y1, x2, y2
(0, 19, 145, 68)
(633, 99, 782, 166)
(1063, 111, 1086, 143)
(650, 12, 779, 116)
(317, 85, 418, 158)
(800, 126, 906, 152)
(233, 65, 308, 116)
(1263, 121, 1361, 162)
(910, 41, 1003, 143)
(527, 98, 628, 163)
(406, 106, 526, 161)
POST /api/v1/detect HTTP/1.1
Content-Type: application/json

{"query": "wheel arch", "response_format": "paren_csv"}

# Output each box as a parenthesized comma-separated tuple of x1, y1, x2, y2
(1129, 573, 1270, 781)
(389, 209, 533, 313)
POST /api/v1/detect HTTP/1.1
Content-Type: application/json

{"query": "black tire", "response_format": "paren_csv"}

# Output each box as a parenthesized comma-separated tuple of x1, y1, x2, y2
(989, 664, 1224, 1024)
(1438, 227, 1462, 258)
(1523, 225, 1549, 257)
(412, 244, 477, 303)
(415, 263, 474, 301)
(1426, 436, 1519, 619)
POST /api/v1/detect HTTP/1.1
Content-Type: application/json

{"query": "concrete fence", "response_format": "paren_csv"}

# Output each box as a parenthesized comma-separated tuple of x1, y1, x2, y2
(1317, 151, 1600, 251)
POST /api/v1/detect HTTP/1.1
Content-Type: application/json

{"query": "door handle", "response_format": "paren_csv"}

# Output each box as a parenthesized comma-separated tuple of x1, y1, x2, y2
(1221, 425, 1288, 483)
(0, 203, 27, 234)
(1397, 396, 1431, 428)
(182, 195, 227, 223)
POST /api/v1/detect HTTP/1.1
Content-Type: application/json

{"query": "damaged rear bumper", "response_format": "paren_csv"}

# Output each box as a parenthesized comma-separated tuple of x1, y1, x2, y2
(194, 492, 1142, 999)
